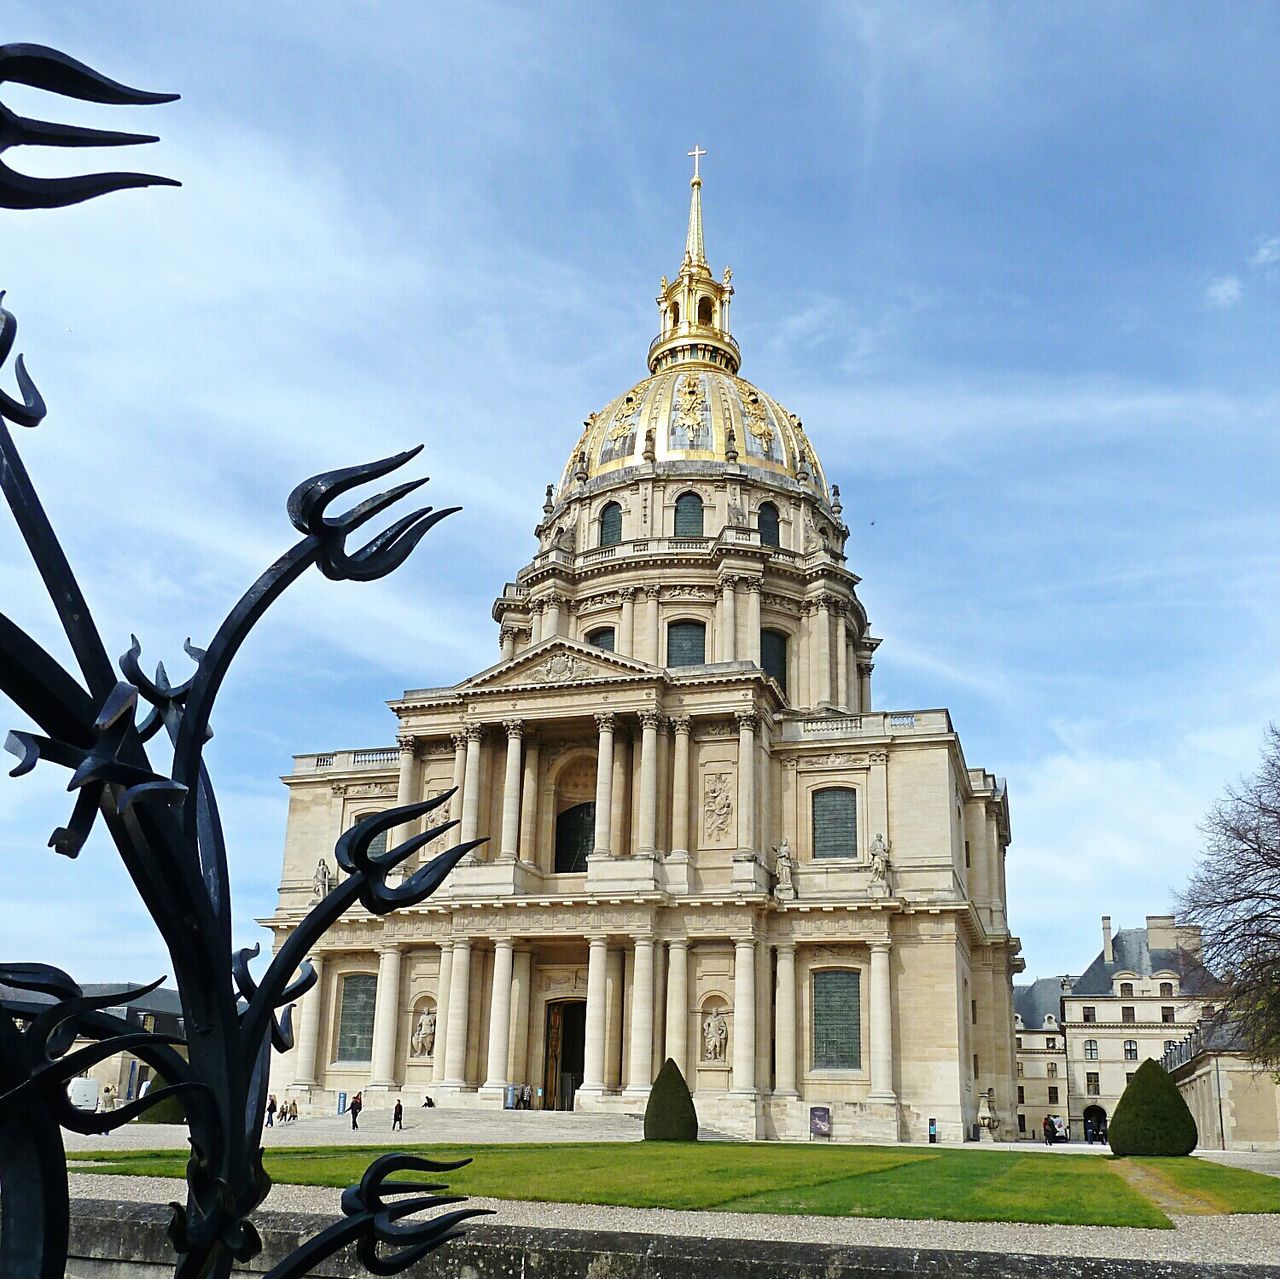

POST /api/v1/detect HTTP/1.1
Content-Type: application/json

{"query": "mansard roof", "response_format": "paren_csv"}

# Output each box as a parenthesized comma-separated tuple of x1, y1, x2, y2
(1014, 977, 1066, 1029)
(1071, 927, 1218, 996)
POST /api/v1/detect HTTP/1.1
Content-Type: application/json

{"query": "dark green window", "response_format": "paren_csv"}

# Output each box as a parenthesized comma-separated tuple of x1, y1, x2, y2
(336, 973, 377, 1061)
(758, 501, 780, 547)
(588, 627, 615, 651)
(812, 787, 857, 859)
(599, 502, 622, 547)
(761, 629, 788, 693)
(666, 621, 706, 667)
(674, 491, 704, 536)
(554, 801, 595, 873)
(354, 814, 388, 858)
(813, 969, 861, 1069)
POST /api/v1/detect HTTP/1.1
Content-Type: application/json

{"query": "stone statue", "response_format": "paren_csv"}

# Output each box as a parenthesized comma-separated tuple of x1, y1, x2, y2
(977, 1087, 998, 1141)
(702, 1007, 728, 1062)
(773, 838, 795, 900)
(411, 1008, 436, 1058)
(868, 833, 892, 897)
(702, 772, 733, 842)
(727, 499, 746, 526)
(312, 857, 332, 900)
(722, 265, 733, 289)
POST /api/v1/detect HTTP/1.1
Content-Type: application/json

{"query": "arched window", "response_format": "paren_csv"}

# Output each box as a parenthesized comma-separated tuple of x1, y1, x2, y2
(758, 501, 780, 547)
(1124, 1040, 1139, 1060)
(670, 301, 680, 325)
(673, 491, 704, 537)
(811, 787, 857, 859)
(336, 973, 377, 1062)
(697, 295, 714, 325)
(598, 501, 622, 547)
(812, 969, 861, 1069)
(554, 801, 594, 874)
(1084, 1039, 1099, 1060)
(761, 629, 788, 694)
(666, 620, 706, 667)
(1159, 981, 1174, 998)
(587, 627, 615, 652)
(1119, 982, 1134, 998)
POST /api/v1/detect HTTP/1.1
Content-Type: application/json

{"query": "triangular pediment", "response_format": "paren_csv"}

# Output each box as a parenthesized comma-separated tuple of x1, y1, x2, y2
(465, 639, 660, 691)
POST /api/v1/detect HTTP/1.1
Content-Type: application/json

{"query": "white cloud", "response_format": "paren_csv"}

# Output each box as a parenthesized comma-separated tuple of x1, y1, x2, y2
(1249, 235, 1280, 272)
(1205, 275, 1242, 309)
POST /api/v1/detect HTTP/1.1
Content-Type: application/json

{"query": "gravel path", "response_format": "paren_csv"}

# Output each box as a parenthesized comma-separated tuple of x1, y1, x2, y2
(68, 1172, 1280, 1267)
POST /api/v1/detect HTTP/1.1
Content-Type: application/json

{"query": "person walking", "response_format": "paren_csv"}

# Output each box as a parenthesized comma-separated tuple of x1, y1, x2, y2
(266, 1094, 277, 1127)
(392, 1099, 403, 1131)
(1042, 1114, 1052, 1146)
(349, 1090, 362, 1131)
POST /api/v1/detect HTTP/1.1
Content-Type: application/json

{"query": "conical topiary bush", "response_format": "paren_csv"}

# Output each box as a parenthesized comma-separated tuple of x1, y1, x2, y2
(1107, 1058, 1198, 1156)
(644, 1057, 698, 1141)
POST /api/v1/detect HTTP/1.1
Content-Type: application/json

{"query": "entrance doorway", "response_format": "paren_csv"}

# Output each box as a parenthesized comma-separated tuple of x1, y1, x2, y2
(1083, 1104, 1108, 1142)
(544, 999, 586, 1111)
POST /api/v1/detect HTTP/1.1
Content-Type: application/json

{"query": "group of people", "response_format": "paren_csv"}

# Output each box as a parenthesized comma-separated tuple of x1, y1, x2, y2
(1040, 1114, 1069, 1144)
(264, 1094, 299, 1126)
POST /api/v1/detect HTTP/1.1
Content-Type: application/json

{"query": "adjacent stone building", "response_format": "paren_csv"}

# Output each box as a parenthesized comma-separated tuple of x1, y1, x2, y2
(1013, 977, 1071, 1139)
(264, 163, 1023, 1142)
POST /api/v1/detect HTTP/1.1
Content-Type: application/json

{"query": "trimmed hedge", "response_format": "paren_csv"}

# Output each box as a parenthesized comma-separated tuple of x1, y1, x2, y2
(644, 1058, 698, 1141)
(1107, 1058, 1198, 1156)
(136, 1072, 186, 1124)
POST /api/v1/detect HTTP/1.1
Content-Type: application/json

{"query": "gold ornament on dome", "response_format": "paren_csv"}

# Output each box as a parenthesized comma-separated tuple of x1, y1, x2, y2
(675, 373, 706, 435)
(739, 385, 774, 448)
(608, 384, 645, 440)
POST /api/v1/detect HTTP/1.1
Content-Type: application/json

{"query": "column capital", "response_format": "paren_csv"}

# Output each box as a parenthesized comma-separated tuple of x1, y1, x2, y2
(464, 723, 485, 743)
(735, 709, 758, 732)
(543, 590, 566, 608)
(774, 939, 796, 955)
(667, 936, 689, 952)
(638, 708, 664, 731)
(744, 576, 763, 594)
(670, 715, 692, 736)
(644, 583, 661, 600)
(493, 935, 515, 951)
(858, 661, 875, 677)
(869, 937, 893, 954)
(499, 624, 517, 642)
(438, 939, 455, 953)
(396, 732, 417, 755)
(449, 730, 468, 751)
(618, 585, 637, 601)
(732, 932, 758, 947)
(503, 718, 525, 739)
(377, 942, 404, 956)
(585, 932, 610, 945)
(594, 711, 616, 733)
(530, 598, 545, 615)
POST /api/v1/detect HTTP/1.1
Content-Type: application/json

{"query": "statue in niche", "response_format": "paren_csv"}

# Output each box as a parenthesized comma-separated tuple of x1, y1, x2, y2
(702, 772, 733, 842)
(869, 832, 891, 895)
(312, 857, 332, 900)
(773, 838, 795, 900)
(727, 499, 746, 526)
(410, 1007, 436, 1059)
(702, 1006, 728, 1062)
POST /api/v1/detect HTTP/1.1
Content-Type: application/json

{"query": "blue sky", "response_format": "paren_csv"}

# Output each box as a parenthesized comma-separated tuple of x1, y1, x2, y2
(2, 3, 1278, 987)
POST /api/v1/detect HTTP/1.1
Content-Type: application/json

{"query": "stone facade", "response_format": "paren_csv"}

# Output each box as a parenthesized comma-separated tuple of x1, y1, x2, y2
(1013, 978, 1071, 1139)
(263, 166, 1023, 1142)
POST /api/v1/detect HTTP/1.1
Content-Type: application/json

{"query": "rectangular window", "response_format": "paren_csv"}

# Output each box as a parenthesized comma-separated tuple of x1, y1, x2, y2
(811, 788, 857, 860)
(1016, 1061, 1024, 1076)
(1086, 1072, 1100, 1096)
(666, 621, 706, 667)
(1083, 1006, 1096, 1023)
(1124, 1040, 1139, 1061)
(1121, 1006, 1135, 1023)
(1085, 1039, 1099, 1060)
(1160, 982, 1174, 998)
(760, 629, 788, 695)
(1126, 1071, 1135, 1086)
(1048, 1086, 1059, 1104)
(336, 973, 377, 1062)
(1120, 983, 1134, 998)
(1046, 1037, 1056, 1050)
(1017, 1086, 1025, 1104)
(1018, 1113, 1026, 1133)
(812, 969, 861, 1070)
(964, 839, 971, 868)
(1162, 1006, 1175, 1024)
(971, 999, 978, 1026)
(973, 1053, 979, 1078)
(1016, 1036, 1023, 1049)
(1047, 1062, 1058, 1078)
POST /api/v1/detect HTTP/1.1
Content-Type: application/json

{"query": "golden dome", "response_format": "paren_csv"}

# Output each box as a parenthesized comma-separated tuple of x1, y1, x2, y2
(559, 368, 828, 497)
(556, 153, 830, 501)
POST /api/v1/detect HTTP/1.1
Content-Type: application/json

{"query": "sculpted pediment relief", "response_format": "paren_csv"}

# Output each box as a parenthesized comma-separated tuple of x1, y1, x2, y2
(466, 639, 659, 691)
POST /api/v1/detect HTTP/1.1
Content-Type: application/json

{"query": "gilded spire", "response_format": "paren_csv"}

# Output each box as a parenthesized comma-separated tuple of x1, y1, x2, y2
(685, 144, 706, 265)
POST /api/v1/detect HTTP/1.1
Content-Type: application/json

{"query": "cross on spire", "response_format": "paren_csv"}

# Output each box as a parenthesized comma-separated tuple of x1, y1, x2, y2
(688, 144, 706, 181)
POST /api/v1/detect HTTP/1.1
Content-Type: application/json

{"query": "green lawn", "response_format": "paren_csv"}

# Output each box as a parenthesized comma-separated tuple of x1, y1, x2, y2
(64, 1141, 1202, 1227)
(1133, 1157, 1280, 1214)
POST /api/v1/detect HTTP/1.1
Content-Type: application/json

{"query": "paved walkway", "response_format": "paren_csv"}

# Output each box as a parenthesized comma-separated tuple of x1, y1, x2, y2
(67, 1171, 1280, 1267)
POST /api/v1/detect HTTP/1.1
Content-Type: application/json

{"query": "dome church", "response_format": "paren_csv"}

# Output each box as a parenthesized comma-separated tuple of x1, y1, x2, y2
(266, 156, 1023, 1142)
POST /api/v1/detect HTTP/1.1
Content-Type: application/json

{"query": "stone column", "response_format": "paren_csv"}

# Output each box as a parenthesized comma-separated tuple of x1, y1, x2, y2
(291, 953, 325, 1087)
(664, 940, 689, 1076)
(592, 712, 615, 856)
(644, 584, 661, 665)
(442, 938, 472, 1086)
(368, 944, 403, 1087)
(609, 732, 630, 856)
(499, 719, 523, 861)
(543, 592, 563, 638)
(606, 947, 625, 1088)
(626, 936, 656, 1093)
(393, 735, 419, 847)
(858, 661, 874, 712)
(736, 711, 757, 853)
(670, 717, 691, 855)
(500, 626, 516, 662)
(745, 578, 762, 664)
(518, 736, 539, 863)
(814, 595, 832, 706)
(732, 937, 757, 1093)
(509, 948, 532, 1085)
(581, 936, 609, 1093)
(757, 717, 772, 857)
(460, 725, 484, 846)
(868, 939, 897, 1102)
(713, 585, 724, 660)
(431, 942, 453, 1084)
(637, 710, 661, 855)
(619, 586, 636, 657)
(530, 601, 543, 645)
(483, 938, 515, 1091)
(774, 942, 798, 1095)
(835, 609, 849, 709)
(799, 601, 814, 708)
(721, 577, 738, 661)
(449, 732, 467, 829)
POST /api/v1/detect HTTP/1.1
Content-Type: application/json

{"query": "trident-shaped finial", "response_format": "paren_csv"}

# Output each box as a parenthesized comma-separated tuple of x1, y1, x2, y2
(0, 43, 179, 210)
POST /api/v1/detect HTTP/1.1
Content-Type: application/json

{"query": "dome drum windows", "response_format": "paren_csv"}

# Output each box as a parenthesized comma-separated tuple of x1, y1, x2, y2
(587, 627, 615, 652)
(811, 787, 857, 860)
(757, 501, 780, 548)
(673, 490, 704, 537)
(761, 628, 788, 696)
(598, 501, 622, 548)
(697, 295, 715, 326)
(667, 620, 706, 667)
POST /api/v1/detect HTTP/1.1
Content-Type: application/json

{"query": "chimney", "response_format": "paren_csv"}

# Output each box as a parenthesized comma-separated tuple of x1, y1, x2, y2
(1102, 915, 1114, 964)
